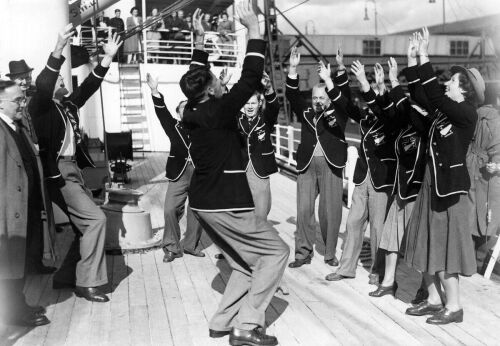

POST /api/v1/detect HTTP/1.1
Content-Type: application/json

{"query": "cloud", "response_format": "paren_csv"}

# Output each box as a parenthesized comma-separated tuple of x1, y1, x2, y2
(275, 0, 500, 35)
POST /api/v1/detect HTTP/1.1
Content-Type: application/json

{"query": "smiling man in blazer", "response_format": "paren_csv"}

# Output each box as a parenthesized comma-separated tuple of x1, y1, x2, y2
(286, 48, 350, 269)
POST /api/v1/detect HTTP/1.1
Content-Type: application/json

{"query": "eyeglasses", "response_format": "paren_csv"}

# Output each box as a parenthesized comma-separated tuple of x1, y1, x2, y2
(0, 97, 27, 106)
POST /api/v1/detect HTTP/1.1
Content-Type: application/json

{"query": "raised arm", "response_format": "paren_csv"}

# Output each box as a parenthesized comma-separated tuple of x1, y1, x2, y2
(317, 60, 349, 114)
(192, 8, 205, 51)
(285, 45, 309, 119)
(68, 33, 122, 108)
(261, 71, 280, 127)
(146, 73, 176, 134)
(417, 27, 476, 128)
(29, 25, 74, 116)
(216, 0, 265, 121)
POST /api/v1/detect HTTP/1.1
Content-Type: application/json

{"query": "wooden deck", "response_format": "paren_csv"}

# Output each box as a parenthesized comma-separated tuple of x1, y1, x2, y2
(2, 152, 500, 346)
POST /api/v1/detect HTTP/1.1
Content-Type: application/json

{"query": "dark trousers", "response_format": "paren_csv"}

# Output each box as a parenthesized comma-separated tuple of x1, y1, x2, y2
(50, 160, 107, 287)
(0, 278, 27, 321)
(295, 157, 343, 261)
(163, 164, 203, 254)
(194, 211, 289, 330)
(337, 174, 390, 277)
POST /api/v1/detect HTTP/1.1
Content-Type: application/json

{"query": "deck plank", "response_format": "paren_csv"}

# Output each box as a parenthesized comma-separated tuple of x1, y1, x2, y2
(6, 153, 500, 346)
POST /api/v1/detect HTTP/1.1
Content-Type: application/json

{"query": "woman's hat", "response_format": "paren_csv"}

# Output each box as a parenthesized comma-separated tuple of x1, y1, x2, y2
(6, 59, 34, 77)
(450, 65, 485, 104)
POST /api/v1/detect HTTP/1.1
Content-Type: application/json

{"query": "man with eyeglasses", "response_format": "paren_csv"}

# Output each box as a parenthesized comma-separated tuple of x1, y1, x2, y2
(0, 80, 51, 327)
(6, 60, 58, 276)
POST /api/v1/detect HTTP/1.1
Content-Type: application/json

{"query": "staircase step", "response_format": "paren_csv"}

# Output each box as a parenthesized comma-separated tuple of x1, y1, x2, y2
(122, 116, 148, 123)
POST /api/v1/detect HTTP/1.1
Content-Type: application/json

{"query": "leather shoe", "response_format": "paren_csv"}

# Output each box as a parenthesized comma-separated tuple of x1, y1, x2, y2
(229, 327, 278, 346)
(405, 300, 443, 316)
(184, 249, 205, 257)
(325, 273, 352, 281)
(426, 308, 463, 324)
(163, 251, 183, 263)
(324, 257, 339, 266)
(52, 280, 76, 290)
(288, 256, 311, 268)
(411, 287, 429, 305)
(10, 310, 50, 327)
(75, 286, 109, 303)
(209, 329, 230, 338)
(28, 305, 47, 314)
(369, 282, 397, 297)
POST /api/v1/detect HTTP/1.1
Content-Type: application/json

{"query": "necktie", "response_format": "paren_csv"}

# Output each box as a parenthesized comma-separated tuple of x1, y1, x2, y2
(63, 104, 82, 144)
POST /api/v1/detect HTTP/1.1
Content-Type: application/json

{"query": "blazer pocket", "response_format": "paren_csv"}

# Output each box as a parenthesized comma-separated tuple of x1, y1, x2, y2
(262, 151, 274, 156)
(449, 163, 463, 168)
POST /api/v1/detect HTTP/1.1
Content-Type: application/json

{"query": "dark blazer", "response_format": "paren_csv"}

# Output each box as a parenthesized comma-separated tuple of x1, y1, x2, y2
(30, 54, 108, 187)
(182, 39, 267, 211)
(419, 62, 477, 197)
(285, 73, 349, 172)
(336, 73, 398, 190)
(152, 93, 192, 181)
(386, 84, 427, 200)
(238, 91, 280, 178)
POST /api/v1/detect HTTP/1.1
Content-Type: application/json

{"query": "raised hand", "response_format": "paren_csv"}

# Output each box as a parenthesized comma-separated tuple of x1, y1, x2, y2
(235, 0, 260, 39)
(408, 32, 419, 59)
(192, 8, 205, 38)
(351, 60, 370, 92)
(317, 61, 332, 82)
(146, 73, 159, 92)
(219, 66, 233, 87)
(261, 71, 273, 94)
(102, 32, 123, 57)
(336, 45, 345, 70)
(388, 57, 399, 87)
(53, 24, 75, 58)
(418, 27, 429, 56)
(289, 46, 301, 69)
(374, 63, 385, 86)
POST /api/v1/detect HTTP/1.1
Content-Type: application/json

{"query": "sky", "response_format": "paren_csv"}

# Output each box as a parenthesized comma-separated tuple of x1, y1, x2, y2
(274, 0, 500, 35)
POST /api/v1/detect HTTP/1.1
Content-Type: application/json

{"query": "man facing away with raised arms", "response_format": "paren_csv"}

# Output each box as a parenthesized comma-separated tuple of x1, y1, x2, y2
(179, 1, 289, 345)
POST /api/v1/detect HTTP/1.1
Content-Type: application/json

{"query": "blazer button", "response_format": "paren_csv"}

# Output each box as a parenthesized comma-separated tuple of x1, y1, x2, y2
(439, 163, 443, 167)
(15, 212, 20, 218)
(435, 152, 439, 156)
(433, 142, 437, 146)
(17, 186, 22, 191)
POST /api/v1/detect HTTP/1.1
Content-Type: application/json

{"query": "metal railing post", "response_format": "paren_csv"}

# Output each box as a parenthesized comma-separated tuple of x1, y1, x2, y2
(287, 125, 294, 165)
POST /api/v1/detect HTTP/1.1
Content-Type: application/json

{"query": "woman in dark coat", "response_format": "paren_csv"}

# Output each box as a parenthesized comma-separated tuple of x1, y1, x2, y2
(404, 27, 485, 325)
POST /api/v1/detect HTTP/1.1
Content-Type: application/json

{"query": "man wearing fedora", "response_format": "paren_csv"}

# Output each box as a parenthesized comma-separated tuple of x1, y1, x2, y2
(7, 59, 57, 276)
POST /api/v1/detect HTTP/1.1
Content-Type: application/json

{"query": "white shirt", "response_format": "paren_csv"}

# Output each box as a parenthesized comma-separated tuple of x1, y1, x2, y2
(56, 104, 76, 156)
(0, 111, 16, 131)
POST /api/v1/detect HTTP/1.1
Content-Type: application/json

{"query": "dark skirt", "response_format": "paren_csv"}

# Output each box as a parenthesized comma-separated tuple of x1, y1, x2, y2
(404, 162, 477, 276)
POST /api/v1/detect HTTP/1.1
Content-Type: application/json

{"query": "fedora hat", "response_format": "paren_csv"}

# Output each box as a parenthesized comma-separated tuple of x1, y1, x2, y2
(6, 59, 33, 77)
(450, 65, 485, 104)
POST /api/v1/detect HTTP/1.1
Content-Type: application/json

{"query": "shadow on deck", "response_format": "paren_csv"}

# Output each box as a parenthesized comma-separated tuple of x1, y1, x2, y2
(2, 153, 500, 346)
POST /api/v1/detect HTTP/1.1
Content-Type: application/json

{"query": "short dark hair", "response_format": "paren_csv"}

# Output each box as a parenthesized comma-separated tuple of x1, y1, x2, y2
(115, 9, 121, 13)
(0, 80, 16, 94)
(179, 67, 213, 106)
(130, 6, 139, 14)
(457, 72, 477, 106)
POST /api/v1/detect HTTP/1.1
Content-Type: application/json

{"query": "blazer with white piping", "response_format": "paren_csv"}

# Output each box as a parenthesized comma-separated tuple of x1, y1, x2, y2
(238, 91, 280, 178)
(417, 61, 478, 197)
(182, 39, 267, 212)
(29, 54, 106, 188)
(152, 93, 193, 181)
(285, 71, 350, 172)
